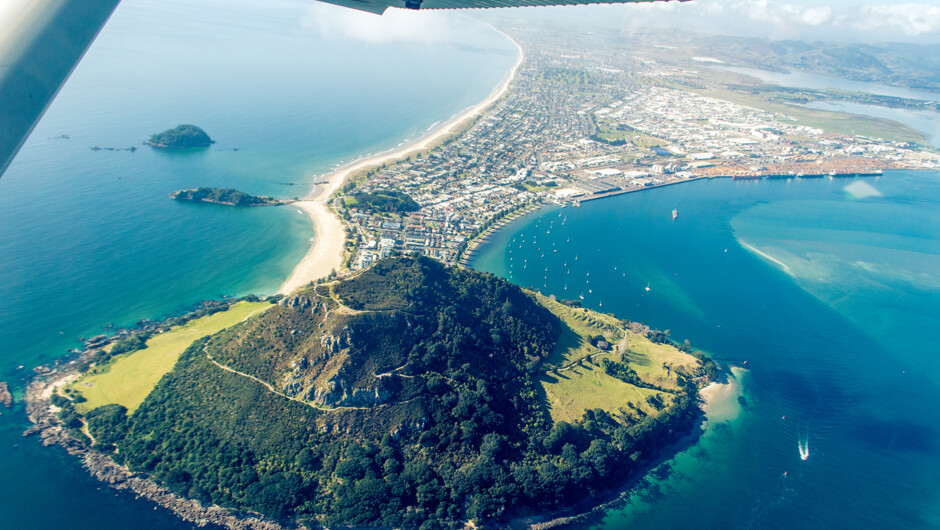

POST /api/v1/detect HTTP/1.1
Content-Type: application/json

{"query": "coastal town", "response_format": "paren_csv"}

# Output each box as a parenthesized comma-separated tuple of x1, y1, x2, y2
(334, 26, 940, 271)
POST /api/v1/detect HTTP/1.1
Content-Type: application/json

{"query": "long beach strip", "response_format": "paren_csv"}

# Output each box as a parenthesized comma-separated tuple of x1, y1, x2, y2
(279, 32, 524, 295)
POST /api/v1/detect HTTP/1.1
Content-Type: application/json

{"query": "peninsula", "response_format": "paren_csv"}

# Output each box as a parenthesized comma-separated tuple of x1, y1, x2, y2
(170, 188, 287, 207)
(146, 124, 214, 149)
(29, 256, 718, 528)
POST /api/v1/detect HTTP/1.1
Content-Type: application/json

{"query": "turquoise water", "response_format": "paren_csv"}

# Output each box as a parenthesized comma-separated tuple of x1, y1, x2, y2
(0, 0, 516, 527)
(471, 171, 940, 528)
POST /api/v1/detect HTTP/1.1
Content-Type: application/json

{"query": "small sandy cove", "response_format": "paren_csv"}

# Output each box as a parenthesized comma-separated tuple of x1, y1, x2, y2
(278, 36, 523, 295)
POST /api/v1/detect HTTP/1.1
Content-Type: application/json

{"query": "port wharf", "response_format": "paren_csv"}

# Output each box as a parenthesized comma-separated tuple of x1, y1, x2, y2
(456, 164, 892, 265)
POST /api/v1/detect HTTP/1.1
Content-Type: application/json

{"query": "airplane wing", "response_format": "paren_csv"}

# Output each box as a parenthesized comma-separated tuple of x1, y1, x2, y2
(0, 0, 676, 179)
(0, 0, 120, 178)
(318, 0, 677, 14)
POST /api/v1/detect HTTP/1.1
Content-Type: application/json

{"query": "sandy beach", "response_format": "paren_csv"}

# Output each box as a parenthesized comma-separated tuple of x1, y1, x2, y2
(700, 366, 746, 423)
(278, 32, 524, 295)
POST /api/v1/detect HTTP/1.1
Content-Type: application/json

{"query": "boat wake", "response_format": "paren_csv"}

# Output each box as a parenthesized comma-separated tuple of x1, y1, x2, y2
(798, 436, 810, 461)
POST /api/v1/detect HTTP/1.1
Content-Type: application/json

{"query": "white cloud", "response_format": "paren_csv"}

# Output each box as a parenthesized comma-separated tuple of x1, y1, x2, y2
(734, 1, 940, 35)
(739, 1, 833, 27)
(799, 7, 835, 26)
(302, 3, 468, 44)
(619, 0, 940, 40)
(855, 4, 940, 36)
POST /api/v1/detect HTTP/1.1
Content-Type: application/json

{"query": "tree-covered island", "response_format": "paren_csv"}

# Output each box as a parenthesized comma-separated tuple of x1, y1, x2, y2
(33, 257, 720, 529)
(170, 187, 288, 207)
(146, 124, 214, 148)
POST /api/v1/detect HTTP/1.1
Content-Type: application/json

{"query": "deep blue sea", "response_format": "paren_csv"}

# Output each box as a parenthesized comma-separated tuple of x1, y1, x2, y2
(0, 1, 516, 527)
(472, 171, 940, 529)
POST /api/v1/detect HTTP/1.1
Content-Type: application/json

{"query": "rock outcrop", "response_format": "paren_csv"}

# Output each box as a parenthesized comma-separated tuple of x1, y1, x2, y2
(0, 382, 12, 408)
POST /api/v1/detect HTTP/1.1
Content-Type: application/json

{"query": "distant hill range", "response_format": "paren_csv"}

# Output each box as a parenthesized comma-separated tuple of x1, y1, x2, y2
(169, 187, 286, 206)
(146, 124, 214, 148)
(627, 30, 940, 93)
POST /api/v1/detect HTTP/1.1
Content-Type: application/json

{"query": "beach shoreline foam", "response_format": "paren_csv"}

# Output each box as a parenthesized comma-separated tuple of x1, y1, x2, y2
(278, 30, 524, 295)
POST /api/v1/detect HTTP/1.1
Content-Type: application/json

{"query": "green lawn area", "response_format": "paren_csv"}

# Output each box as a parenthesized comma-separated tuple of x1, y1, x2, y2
(595, 127, 642, 142)
(522, 183, 549, 193)
(70, 301, 271, 414)
(596, 129, 630, 142)
(536, 295, 623, 367)
(621, 333, 699, 392)
(540, 361, 665, 424)
(534, 294, 697, 424)
(630, 134, 667, 149)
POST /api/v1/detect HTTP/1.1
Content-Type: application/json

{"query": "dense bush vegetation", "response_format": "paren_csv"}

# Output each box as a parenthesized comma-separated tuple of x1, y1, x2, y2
(350, 190, 420, 213)
(109, 335, 147, 355)
(147, 124, 213, 148)
(601, 358, 668, 391)
(171, 188, 280, 206)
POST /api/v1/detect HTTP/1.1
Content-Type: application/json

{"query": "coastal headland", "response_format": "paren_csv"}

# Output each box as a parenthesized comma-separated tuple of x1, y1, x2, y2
(26, 256, 727, 528)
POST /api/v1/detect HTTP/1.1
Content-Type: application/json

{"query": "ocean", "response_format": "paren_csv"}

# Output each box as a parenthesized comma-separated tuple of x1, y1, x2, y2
(0, 0, 517, 527)
(4, 1, 939, 527)
(471, 171, 940, 528)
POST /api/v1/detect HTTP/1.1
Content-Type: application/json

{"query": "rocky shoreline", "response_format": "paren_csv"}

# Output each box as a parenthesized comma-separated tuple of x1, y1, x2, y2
(23, 367, 294, 530)
(20, 294, 726, 530)
(20, 295, 294, 530)
(0, 382, 12, 408)
(170, 188, 290, 207)
(22, 358, 723, 530)
(23, 363, 714, 530)
(508, 391, 715, 530)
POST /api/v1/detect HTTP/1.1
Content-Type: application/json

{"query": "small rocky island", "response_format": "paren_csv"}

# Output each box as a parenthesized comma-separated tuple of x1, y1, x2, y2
(170, 188, 288, 207)
(146, 124, 214, 149)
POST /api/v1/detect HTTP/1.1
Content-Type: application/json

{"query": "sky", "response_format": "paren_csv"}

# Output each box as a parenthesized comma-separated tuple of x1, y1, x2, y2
(303, 0, 940, 45)
(609, 0, 940, 43)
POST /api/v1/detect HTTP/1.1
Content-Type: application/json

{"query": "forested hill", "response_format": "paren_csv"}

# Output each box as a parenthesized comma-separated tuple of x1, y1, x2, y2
(146, 124, 214, 148)
(78, 257, 713, 527)
(169, 187, 284, 206)
(348, 189, 420, 213)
